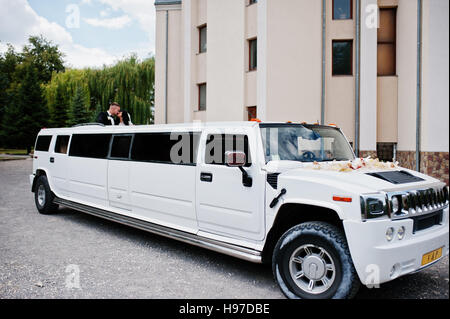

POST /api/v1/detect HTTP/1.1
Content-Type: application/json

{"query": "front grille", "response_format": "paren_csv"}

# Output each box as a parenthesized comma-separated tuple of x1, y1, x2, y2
(389, 187, 449, 220)
(413, 211, 443, 233)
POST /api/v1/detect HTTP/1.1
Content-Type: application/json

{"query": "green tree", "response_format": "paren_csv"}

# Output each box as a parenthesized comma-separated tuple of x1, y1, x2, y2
(0, 45, 21, 145)
(1, 63, 48, 153)
(0, 36, 65, 148)
(67, 86, 90, 126)
(44, 55, 155, 125)
(51, 84, 69, 128)
(22, 35, 65, 83)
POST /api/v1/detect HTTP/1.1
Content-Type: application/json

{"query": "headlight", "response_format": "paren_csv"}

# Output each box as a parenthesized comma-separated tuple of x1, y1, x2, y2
(386, 227, 395, 242)
(361, 193, 389, 221)
(398, 226, 406, 240)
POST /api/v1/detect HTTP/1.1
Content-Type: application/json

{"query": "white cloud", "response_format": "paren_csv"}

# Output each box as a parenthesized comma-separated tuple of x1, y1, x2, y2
(99, 8, 111, 17)
(97, 0, 156, 42)
(84, 15, 132, 29)
(0, 0, 120, 68)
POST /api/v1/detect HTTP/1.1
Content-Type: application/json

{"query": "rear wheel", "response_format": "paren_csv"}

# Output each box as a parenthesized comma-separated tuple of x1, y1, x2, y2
(272, 221, 360, 299)
(34, 175, 59, 215)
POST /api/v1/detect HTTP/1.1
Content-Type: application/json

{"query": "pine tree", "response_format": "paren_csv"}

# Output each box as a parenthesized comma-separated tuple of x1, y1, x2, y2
(51, 84, 69, 128)
(67, 86, 90, 126)
(1, 63, 48, 153)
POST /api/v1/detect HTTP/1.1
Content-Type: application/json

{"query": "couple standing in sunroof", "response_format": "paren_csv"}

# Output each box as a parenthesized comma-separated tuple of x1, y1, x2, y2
(96, 102, 133, 126)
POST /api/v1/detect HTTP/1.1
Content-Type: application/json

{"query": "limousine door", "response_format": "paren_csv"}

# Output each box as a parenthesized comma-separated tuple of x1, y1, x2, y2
(107, 135, 133, 211)
(51, 135, 71, 198)
(195, 130, 266, 241)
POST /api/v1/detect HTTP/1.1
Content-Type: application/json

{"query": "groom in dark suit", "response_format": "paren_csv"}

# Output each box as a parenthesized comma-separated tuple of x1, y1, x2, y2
(96, 102, 121, 126)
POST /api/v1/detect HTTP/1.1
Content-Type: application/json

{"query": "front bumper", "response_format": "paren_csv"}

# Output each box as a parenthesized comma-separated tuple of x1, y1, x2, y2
(344, 207, 449, 285)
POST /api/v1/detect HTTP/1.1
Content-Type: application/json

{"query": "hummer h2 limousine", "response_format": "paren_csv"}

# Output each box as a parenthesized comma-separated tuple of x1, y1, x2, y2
(30, 122, 449, 299)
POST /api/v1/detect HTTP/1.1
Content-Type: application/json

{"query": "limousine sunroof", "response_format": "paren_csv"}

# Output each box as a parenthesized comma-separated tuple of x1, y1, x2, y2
(72, 123, 105, 128)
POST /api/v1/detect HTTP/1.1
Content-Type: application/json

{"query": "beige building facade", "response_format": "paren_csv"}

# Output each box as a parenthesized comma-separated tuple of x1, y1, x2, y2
(154, 0, 449, 184)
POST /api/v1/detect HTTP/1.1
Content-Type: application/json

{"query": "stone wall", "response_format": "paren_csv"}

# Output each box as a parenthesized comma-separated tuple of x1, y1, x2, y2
(397, 151, 449, 185)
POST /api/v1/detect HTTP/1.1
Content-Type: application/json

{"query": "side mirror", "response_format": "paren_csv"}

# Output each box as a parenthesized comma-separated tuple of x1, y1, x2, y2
(225, 151, 246, 167)
(225, 151, 252, 187)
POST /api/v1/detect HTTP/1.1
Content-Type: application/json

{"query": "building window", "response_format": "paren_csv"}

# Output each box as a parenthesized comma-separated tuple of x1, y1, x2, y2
(377, 8, 397, 76)
(377, 143, 397, 162)
(332, 40, 353, 76)
(249, 38, 257, 71)
(333, 0, 352, 20)
(249, 0, 258, 5)
(247, 106, 257, 121)
(198, 83, 207, 111)
(199, 25, 207, 53)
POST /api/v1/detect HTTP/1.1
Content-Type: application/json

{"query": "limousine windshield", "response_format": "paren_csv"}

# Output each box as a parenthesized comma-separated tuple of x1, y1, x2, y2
(260, 124, 355, 163)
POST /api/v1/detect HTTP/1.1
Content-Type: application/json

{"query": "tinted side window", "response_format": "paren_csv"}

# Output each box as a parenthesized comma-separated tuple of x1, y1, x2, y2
(205, 134, 251, 167)
(131, 132, 200, 165)
(54, 136, 70, 154)
(69, 134, 112, 159)
(110, 135, 132, 159)
(35, 136, 52, 152)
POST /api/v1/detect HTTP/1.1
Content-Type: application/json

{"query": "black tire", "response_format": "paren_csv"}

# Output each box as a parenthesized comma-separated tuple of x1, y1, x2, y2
(34, 175, 59, 215)
(272, 221, 360, 299)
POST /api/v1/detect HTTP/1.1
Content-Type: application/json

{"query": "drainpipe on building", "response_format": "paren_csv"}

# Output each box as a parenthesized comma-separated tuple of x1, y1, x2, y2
(355, 0, 361, 157)
(416, 0, 423, 172)
(165, 10, 169, 124)
(321, 0, 326, 125)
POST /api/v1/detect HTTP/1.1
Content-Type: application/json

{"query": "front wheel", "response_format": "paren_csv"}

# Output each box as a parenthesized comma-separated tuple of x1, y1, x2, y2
(34, 175, 59, 215)
(272, 222, 360, 299)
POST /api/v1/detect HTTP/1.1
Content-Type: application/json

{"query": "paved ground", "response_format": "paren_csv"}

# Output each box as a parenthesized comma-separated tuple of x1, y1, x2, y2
(0, 159, 448, 299)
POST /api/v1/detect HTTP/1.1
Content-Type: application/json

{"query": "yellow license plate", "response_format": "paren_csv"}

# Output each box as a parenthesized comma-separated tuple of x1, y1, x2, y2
(421, 248, 443, 266)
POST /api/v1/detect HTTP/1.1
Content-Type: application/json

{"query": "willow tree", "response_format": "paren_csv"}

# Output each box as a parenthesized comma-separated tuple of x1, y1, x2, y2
(45, 56, 155, 124)
(44, 55, 155, 126)
(87, 55, 155, 124)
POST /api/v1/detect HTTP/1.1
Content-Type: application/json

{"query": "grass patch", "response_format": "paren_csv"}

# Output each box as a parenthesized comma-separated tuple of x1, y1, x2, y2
(0, 156, 28, 161)
(0, 149, 29, 155)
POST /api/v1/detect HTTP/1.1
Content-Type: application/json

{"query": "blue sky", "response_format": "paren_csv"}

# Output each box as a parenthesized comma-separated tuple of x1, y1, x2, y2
(0, 0, 156, 68)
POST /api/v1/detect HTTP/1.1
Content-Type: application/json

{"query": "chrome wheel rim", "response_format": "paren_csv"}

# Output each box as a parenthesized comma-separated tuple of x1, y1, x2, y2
(289, 244, 336, 295)
(37, 185, 46, 207)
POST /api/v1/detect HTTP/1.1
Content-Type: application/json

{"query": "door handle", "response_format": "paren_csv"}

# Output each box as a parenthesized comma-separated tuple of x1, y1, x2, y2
(200, 172, 213, 183)
(50, 157, 55, 163)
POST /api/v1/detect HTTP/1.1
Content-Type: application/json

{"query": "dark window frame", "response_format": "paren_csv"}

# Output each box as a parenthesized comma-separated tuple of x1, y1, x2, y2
(248, 38, 257, 71)
(130, 132, 201, 166)
(35, 135, 53, 152)
(54, 135, 71, 154)
(108, 134, 134, 160)
(204, 134, 252, 167)
(332, 39, 353, 76)
(377, 7, 397, 76)
(332, 0, 353, 20)
(198, 24, 207, 54)
(198, 83, 207, 111)
(68, 134, 112, 159)
(247, 106, 257, 121)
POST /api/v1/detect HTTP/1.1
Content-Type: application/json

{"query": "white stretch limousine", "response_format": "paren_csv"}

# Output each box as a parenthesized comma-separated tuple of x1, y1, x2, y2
(30, 122, 449, 299)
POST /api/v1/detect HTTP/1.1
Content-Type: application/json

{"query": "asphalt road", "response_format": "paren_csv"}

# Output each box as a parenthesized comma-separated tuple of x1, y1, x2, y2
(0, 159, 448, 299)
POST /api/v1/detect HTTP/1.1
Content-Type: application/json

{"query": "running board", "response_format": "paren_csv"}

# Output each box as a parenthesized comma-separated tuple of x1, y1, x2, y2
(53, 197, 262, 263)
